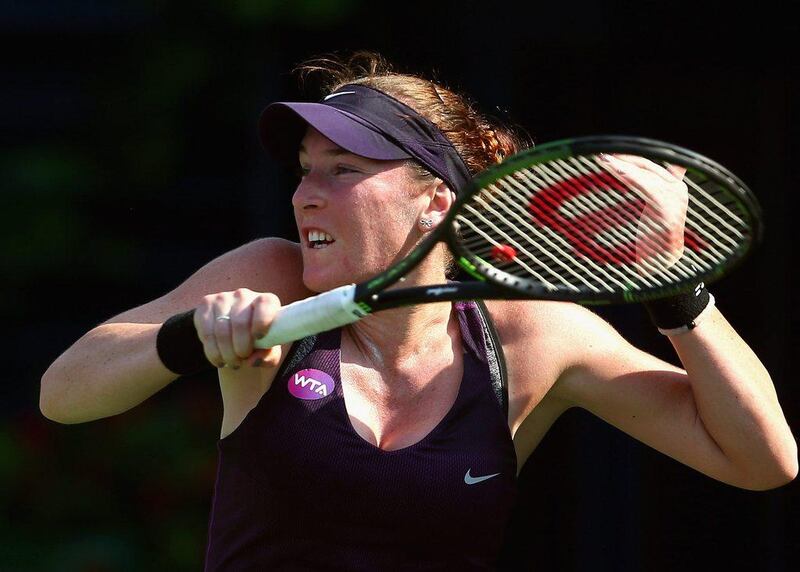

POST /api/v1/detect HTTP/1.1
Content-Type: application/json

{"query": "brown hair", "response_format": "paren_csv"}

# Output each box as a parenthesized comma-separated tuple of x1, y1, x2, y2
(293, 50, 532, 181)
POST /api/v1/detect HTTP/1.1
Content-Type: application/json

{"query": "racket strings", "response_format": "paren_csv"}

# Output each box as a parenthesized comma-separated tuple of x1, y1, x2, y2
(460, 198, 626, 292)
(684, 178, 748, 244)
(570, 157, 721, 276)
(475, 162, 679, 289)
(455, 211, 576, 291)
(457, 153, 753, 295)
(558, 157, 706, 278)
(556, 157, 724, 280)
(529, 160, 690, 280)
(573, 158, 749, 265)
(461, 179, 654, 292)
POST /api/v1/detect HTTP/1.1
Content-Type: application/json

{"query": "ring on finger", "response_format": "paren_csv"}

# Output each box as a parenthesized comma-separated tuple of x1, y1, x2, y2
(215, 315, 231, 322)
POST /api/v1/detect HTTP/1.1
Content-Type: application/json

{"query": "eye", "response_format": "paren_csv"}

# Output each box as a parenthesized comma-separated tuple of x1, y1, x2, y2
(334, 165, 359, 175)
(294, 165, 310, 178)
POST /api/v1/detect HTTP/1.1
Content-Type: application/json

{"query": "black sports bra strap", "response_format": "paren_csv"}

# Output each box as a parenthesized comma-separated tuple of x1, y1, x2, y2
(474, 300, 509, 419)
(271, 334, 319, 382)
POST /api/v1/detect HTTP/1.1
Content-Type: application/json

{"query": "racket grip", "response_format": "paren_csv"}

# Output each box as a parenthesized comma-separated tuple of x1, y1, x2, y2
(253, 284, 366, 348)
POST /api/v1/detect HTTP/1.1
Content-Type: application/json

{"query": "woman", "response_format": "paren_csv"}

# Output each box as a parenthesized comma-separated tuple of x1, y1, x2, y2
(40, 52, 797, 570)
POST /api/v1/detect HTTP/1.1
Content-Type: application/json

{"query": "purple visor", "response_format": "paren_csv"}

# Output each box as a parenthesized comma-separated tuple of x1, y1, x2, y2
(258, 84, 471, 194)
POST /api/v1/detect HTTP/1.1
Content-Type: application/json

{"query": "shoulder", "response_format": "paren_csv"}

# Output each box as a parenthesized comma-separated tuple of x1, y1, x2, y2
(481, 298, 630, 398)
(186, 237, 310, 305)
(236, 237, 304, 278)
(482, 298, 618, 350)
(217, 236, 301, 275)
(103, 237, 310, 324)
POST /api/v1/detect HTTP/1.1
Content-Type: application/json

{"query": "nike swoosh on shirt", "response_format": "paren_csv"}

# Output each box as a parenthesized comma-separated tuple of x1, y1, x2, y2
(464, 469, 501, 485)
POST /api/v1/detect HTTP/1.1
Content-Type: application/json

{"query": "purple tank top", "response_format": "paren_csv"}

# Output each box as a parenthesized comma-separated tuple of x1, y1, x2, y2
(204, 301, 518, 570)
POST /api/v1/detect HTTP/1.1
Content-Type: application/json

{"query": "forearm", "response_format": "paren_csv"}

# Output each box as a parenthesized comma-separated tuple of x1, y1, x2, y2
(40, 323, 180, 424)
(670, 307, 797, 487)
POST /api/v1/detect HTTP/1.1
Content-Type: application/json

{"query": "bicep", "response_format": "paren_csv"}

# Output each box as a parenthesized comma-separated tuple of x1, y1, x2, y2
(549, 308, 740, 486)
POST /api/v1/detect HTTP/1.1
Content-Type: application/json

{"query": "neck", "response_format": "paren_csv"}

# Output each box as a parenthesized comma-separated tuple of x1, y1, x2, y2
(342, 262, 458, 376)
(345, 301, 454, 370)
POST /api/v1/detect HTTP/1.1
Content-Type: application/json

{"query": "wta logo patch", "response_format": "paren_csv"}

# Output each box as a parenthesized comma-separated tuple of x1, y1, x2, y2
(288, 369, 335, 400)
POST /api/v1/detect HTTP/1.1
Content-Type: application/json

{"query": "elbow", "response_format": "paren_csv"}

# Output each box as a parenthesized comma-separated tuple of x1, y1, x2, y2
(744, 469, 797, 491)
(40, 368, 123, 425)
(39, 371, 64, 423)
(742, 443, 799, 491)
(39, 369, 78, 425)
(769, 434, 800, 489)
(768, 446, 800, 489)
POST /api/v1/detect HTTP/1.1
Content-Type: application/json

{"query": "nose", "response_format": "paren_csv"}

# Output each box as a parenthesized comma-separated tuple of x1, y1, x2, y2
(291, 172, 328, 211)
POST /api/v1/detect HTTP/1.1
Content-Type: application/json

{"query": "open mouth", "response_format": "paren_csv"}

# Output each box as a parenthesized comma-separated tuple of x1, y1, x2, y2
(307, 229, 336, 249)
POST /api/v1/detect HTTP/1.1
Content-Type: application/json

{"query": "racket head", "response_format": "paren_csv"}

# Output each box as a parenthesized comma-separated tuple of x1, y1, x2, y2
(444, 135, 762, 304)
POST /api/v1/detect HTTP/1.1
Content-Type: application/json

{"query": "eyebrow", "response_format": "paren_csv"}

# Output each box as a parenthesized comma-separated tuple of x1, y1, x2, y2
(298, 144, 356, 158)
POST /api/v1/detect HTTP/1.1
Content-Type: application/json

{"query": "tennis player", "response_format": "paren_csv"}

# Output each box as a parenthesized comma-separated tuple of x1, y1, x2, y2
(40, 52, 797, 570)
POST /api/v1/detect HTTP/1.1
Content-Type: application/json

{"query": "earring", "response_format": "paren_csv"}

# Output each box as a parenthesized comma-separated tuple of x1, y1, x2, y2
(419, 218, 434, 229)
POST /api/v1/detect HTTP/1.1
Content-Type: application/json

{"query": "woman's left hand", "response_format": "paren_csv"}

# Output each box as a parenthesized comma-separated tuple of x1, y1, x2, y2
(598, 153, 688, 275)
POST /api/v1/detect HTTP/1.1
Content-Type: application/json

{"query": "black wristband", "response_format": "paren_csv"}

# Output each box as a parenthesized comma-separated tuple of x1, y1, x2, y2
(156, 309, 213, 376)
(643, 283, 713, 335)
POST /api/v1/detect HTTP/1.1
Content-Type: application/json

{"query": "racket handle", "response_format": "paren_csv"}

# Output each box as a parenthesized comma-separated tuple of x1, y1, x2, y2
(253, 284, 367, 348)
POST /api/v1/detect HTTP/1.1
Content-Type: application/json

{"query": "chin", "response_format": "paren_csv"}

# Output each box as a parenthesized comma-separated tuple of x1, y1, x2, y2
(302, 266, 350, 293)
(302, 259, 382, 293)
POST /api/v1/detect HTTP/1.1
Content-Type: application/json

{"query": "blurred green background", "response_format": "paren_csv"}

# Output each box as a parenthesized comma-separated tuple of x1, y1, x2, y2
(2, 1, 798, 570)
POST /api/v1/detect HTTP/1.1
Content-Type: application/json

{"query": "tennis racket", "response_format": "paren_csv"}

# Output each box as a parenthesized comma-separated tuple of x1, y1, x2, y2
(255, 135, 762, 349)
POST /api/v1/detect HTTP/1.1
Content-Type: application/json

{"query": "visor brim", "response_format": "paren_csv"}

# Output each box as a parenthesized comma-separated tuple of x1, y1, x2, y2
(259, 102, 412, 165)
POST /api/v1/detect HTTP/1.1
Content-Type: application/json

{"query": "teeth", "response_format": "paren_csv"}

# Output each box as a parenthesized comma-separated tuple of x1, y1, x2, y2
(307, 230, 334, 244)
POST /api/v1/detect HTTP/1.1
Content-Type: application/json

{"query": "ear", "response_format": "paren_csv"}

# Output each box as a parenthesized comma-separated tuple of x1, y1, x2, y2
(420, 179, 455, 227)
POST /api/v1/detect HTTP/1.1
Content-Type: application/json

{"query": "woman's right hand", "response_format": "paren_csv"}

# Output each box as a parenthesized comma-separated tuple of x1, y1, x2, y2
(193, 288, 283, 370)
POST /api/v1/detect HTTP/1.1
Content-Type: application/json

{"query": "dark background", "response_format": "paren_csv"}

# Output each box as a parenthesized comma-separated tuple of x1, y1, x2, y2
(1, 1, 798, 570)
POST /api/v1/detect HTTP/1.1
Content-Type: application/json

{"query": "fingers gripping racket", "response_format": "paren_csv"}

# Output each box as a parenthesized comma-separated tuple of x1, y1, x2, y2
(255, 135, 762, 349)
